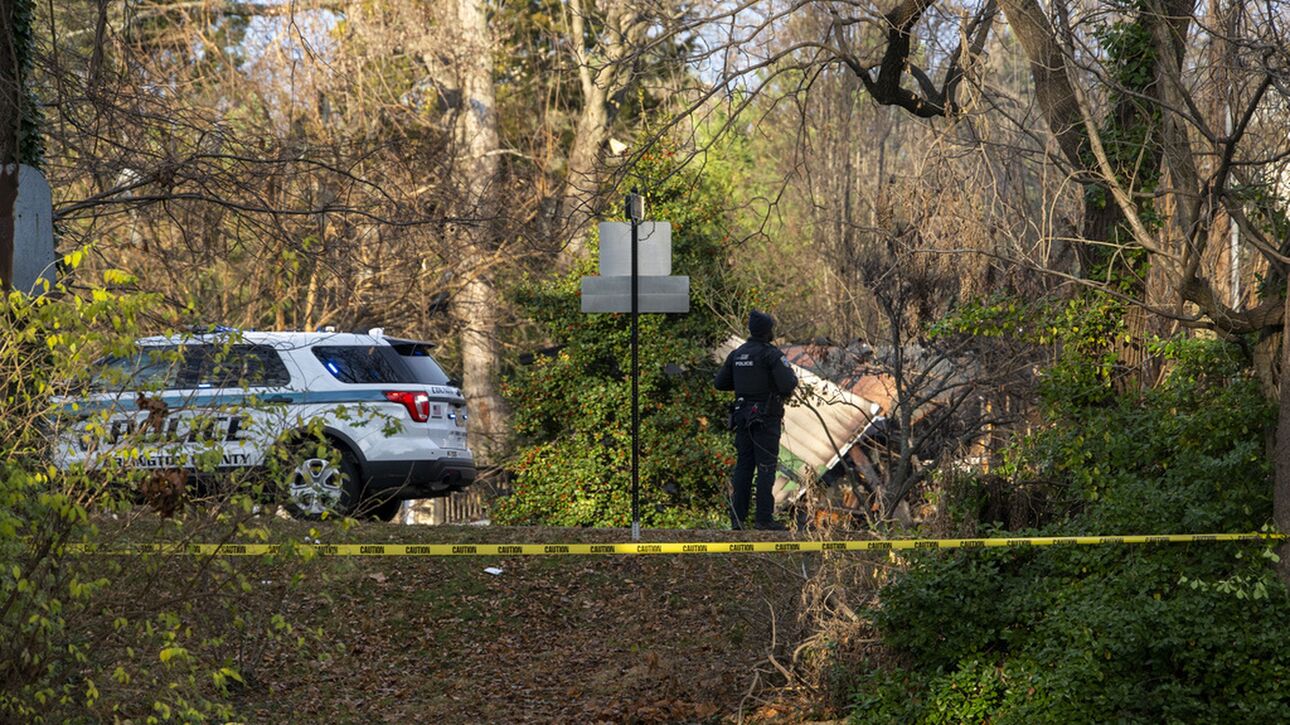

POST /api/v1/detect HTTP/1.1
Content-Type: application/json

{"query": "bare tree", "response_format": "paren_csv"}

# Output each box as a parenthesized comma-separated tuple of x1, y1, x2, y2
(663, 0, 1290, 573)
(431, 1, 510, 463)
(554, 0, 651, 266)
(0, 0, 35, 292)
(805, 177, 1039, 523)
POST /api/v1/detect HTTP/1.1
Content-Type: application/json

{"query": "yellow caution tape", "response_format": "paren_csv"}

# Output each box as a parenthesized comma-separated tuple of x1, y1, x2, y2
(60, 533, 1284, 557)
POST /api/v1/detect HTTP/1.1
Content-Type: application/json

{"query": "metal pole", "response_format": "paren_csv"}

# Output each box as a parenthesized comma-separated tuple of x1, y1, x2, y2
(629, 190, 641, 541)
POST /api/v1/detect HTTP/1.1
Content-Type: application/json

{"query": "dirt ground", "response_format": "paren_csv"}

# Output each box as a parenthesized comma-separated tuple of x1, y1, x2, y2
(211, 525, 830, 724)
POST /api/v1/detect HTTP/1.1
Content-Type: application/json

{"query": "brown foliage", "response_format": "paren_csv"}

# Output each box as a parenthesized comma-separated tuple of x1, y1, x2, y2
(140, 469, 188, 518)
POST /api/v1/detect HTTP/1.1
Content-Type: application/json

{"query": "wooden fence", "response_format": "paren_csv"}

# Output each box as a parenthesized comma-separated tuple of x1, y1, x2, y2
(401, 476, 511, 525)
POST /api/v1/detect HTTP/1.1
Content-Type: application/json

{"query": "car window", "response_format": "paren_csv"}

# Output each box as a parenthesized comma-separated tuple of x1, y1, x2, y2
(312, 345, 412, 384)
(90, 347, 181, 392)
(389, 341, 452, 385)
(188, 344, 292, 389)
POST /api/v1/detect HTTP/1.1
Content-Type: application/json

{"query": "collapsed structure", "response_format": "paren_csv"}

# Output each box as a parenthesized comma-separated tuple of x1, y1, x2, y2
(716, 337, 979, 526)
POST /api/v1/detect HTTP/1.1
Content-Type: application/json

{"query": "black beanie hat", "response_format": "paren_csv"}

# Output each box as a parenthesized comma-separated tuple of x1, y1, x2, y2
(749, 310, 774, 341)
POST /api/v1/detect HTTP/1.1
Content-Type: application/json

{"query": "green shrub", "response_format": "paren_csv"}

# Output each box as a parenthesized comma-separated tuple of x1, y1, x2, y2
(0, 266, 323, 720)
(852, 337, 1290, 722)
(494, 143, 749, 527)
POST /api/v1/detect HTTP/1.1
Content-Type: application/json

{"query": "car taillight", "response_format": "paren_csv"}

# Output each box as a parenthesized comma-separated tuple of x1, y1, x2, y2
(384, 391, 430, 422)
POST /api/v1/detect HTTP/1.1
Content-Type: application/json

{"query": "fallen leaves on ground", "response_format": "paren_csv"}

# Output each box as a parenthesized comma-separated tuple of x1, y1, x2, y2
(230, 524, 809, 723)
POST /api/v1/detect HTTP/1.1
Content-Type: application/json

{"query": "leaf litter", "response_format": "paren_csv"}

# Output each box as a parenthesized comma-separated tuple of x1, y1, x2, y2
(231, 523, 811, 723)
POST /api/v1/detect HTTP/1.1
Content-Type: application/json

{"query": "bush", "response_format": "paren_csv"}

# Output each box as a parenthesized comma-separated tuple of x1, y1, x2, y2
(0, 266, 323, 720)
(494, 143, 749, 527)
(850, 338, 1290, 722)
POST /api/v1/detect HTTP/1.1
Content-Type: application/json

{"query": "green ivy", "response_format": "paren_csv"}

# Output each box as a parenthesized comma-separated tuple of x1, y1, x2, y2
(12, 0, 44, 165)
(1081, 2, 1165, 289)
(848, 338, 1290, 722)
(494, 142, 750, 527)
(932, 292, 1133, 415)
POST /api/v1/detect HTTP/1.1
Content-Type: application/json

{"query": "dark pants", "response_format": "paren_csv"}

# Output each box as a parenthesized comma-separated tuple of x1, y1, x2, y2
(731, 419, 781, 528)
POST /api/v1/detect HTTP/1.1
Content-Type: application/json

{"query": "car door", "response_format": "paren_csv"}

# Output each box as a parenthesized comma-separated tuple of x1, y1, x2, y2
(178, 342, 297, 470)
(55, 345, 186, 470)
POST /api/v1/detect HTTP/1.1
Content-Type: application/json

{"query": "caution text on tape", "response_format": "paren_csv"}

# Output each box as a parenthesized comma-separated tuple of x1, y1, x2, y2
(60, 533, 1284, 557)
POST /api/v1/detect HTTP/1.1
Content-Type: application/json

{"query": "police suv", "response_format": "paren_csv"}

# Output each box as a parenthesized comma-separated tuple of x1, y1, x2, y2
(55, 329, 475, 521)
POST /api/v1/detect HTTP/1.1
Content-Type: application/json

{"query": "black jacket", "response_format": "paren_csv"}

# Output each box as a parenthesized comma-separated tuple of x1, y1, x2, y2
(714, 339, 798, 409)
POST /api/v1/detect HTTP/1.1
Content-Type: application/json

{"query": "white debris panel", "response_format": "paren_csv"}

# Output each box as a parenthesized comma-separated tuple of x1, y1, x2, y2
(715, 336, 887, 475)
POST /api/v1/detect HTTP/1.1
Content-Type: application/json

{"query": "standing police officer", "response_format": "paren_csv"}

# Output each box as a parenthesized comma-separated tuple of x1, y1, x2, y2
(714, 310, 798, 530)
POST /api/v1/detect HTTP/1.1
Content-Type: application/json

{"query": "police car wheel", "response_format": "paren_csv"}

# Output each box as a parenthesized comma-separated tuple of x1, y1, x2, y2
(281, 446, 360, 520)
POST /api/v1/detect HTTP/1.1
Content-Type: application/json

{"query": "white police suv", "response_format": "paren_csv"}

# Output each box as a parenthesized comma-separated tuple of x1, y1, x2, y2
(55, 329, 475, 521)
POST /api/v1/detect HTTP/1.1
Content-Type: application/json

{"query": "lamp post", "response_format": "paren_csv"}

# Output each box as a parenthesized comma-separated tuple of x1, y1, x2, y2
(626, 189, 643, 541)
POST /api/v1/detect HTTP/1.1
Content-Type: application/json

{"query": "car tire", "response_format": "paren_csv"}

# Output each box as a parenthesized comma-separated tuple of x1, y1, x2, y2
(277, 440, 361, 520)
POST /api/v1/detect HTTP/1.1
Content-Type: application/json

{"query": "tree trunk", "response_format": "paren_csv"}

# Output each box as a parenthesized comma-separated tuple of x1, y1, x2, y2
(442, 0, 509, 464)
(1274, 281, 1290, 584)
(0, 0, 21, 292)
(456, 270, 506, 462)
(556, 85, 609, 266)
(0, 166, 14, 292)
(555, 0, 641, 269)
(995, 0, 1085, 170)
